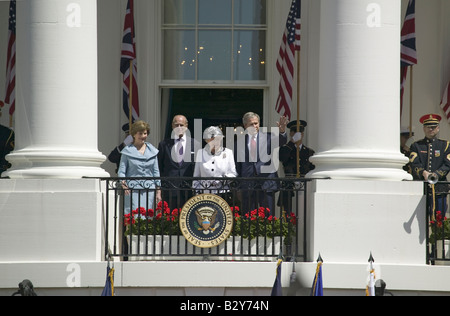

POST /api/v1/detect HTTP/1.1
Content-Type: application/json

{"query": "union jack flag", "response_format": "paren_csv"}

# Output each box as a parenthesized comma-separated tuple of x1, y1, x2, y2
(121, 0, 139, 122)
(275, 0, 301, 121)
(400, 0, 417, 112)
(3, 0, 16, 119)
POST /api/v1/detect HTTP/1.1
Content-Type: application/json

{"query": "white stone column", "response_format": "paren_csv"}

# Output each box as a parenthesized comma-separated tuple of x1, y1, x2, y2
(307, 0, 411, 181)
(4, 0, 109, 178)
(304, 0, 425, 265)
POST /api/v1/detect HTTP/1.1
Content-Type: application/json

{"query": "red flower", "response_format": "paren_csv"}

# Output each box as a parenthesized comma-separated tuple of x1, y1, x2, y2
(287, 212, 297, 225)
(257, 207, 266, 218)
(432, 211, 448, 228)
(124, 213, 135, 226)
(156, 201, 169, 211)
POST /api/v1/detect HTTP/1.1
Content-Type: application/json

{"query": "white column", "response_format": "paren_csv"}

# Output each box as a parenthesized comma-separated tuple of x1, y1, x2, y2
(307, 0, 411, 181)
(4, 0, 109, 178)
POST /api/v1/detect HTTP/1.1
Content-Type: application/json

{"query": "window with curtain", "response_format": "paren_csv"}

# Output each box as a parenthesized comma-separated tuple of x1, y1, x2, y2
(162, 0, 267, 82)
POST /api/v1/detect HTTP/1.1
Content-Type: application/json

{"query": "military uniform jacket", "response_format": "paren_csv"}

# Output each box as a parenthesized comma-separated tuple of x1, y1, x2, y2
(409, 137, 450, 181)
(279, 141, 315, 177)
(0, 125, 14, 176)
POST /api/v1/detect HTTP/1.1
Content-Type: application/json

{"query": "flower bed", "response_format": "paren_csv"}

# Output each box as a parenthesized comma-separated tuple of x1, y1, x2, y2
(124, 201, 296, 260)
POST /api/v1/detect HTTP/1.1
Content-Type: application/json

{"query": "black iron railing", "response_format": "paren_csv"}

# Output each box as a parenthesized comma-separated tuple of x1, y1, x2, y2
(426, 181, 450, 264)
(103, 177, 309, 261)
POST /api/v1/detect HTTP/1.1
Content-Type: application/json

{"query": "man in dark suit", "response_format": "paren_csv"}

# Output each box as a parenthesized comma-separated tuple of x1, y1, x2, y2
(234, 112, 288, 213)
(157, 115, 201, 209)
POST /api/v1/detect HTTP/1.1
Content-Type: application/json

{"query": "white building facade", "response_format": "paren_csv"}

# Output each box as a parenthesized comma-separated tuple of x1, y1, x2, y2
(0, 0, 450, 296)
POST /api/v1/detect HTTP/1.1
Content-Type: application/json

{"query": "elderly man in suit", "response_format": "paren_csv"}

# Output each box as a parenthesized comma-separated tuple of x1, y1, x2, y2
(157, 115, 201, 209)
(234, 112, 288, 213)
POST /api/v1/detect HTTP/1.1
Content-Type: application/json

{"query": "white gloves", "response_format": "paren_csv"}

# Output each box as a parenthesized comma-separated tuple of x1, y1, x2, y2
(123, 135, 133, 146)
(292, 132, 302, 143)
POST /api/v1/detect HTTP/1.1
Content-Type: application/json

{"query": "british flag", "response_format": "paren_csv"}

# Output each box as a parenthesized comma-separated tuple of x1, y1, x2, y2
(3, 0, 16, 119)
(275, 0, 301, 121)
(400, 0, 417, 112)
(121, 0, 139, 122)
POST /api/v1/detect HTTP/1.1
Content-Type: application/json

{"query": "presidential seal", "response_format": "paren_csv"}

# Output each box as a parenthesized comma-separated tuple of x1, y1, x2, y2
(179, 194, 233, 248)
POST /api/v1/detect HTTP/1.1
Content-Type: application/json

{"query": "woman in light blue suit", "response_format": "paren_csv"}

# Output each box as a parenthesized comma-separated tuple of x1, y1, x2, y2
(118, 121, 161, 216)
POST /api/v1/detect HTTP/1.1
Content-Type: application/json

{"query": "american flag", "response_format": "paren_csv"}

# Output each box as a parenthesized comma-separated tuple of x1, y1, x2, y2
(400, 0, 417, 112)
(275, 0, 301, 121)
(440, 82, 450, 122)
(121, 0, 139, 122)
(4, 0, 16, 119)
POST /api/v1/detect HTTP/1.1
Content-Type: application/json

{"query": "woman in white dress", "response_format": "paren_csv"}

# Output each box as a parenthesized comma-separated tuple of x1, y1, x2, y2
(193, 126, 237, 199)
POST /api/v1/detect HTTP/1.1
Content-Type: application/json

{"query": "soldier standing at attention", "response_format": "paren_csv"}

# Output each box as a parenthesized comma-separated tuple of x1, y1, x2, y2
(278, 120, 315, 211)
(410, 114, 450, 216)
(409, 114, 450, 183)
(279, 120, 315, 178)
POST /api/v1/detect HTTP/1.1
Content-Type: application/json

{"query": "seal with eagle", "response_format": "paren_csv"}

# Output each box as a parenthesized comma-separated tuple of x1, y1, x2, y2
(195, 207, 220, 234)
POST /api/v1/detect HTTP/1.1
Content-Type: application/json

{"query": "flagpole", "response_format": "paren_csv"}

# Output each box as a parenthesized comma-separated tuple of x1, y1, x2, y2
(129, 59, 133, 135)
(409, 67, 413, 138)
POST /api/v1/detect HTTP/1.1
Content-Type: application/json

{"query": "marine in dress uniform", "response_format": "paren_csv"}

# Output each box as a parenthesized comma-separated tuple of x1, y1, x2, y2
(279, 120, 315, 177)
(278, 120, 315, 211)
(410, 114, 450, 182)
(410, 114, 450, 215)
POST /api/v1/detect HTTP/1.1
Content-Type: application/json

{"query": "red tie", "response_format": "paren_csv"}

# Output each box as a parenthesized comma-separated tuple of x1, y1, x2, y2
(250, 136, 257, 161)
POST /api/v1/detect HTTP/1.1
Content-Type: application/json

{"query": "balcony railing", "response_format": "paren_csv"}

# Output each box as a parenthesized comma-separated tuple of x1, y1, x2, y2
(426, 181, 450, 265)
(103, 177, 309, 261)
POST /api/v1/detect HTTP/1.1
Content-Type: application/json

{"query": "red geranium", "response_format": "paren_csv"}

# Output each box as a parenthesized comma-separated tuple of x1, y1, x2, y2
(231, 206, 297, 240)
(124, 201, 181, 235)
(430, 211, 450, 243)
